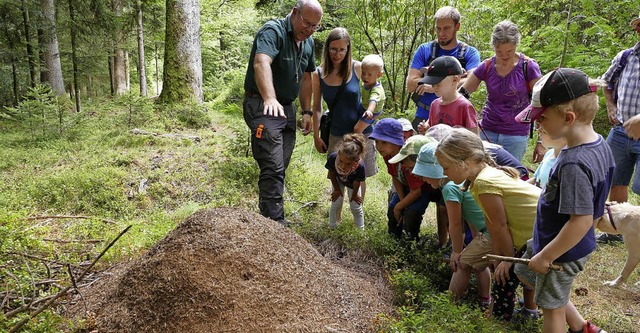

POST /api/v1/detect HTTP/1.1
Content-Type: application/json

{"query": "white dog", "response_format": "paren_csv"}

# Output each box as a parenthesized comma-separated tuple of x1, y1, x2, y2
(594, 202, 640, 287)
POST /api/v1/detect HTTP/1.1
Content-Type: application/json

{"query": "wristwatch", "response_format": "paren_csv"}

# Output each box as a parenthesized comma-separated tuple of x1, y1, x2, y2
(301, 111, 313, 116)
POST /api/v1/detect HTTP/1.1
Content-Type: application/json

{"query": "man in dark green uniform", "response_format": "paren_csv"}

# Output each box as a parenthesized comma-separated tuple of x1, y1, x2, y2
(243, 0, 322, 224)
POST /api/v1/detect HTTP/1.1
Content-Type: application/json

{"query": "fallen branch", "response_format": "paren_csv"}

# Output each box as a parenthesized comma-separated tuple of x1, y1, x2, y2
(482, 254, 563, 271)
(2, 252, 59, 264)
(22, 215, 117, 225)
(130, 128, 201, 142)
(42, 238, 103, 244)
(8, 225, 132, 333)
(291, 201, 318, 216)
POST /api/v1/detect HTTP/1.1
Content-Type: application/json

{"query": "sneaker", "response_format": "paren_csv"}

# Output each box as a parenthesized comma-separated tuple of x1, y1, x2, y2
(595, 233, 623, 244)
(511, 307, 540, 323)
(583, 321, 607, 333)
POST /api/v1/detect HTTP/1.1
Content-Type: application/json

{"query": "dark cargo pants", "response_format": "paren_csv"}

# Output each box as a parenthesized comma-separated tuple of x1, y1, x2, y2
(243, 96, 297, 222)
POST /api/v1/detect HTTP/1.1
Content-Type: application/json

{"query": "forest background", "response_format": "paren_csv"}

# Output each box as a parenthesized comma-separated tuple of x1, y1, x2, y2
(1, 0, 640, 331)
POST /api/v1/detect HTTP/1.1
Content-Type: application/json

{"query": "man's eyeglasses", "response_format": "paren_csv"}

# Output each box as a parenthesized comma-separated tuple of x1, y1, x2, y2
(299, 11, 320, 31)
(329, 48, 348, 55)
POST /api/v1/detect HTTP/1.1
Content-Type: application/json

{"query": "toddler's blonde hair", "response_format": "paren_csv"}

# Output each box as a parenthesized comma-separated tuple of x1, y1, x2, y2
(362, 54, 384, 73)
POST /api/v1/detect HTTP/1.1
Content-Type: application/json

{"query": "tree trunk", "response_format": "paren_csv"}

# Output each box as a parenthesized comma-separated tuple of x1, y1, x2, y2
(155, 41, 159, 95)
(68, 0, 81, 112)
(112, 0, 129, 96)
(21, 0, 38, 87)
(113, 49, 128, 95)
(11, 60, 19, 106)
(41, 0, 65, 95)
(4, 24, 20, 105)
(108, 53, 114, 95)
(137, 0, 147, 96)
(158, 0, 203, 104)
(38, 28, 46, 84)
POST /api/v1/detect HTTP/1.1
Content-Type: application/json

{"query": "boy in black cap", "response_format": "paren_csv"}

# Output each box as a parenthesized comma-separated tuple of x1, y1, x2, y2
(417, 56, 479, 135)
(513, 68, 613, 333)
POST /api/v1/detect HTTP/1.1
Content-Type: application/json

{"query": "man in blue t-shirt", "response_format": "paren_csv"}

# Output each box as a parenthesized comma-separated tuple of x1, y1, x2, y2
(405, 6, 480, 131)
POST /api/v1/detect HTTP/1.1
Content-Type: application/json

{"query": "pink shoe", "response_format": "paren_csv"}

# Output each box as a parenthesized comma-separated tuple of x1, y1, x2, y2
(583, 321, 607, 333)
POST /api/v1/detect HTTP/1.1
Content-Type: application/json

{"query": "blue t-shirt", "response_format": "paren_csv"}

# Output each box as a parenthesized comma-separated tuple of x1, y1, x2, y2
(410, 41, 481, 119)
(325, 152, 366, 188)
(533, 136, 615, 262)
(533, 149, 558, 190)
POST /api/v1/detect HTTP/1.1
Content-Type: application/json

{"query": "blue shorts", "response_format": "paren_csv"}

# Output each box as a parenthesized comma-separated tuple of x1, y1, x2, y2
(606, 125, 640, 194)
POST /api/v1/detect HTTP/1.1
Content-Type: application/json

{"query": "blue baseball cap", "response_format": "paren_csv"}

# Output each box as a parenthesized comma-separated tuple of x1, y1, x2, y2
(412, 142, 445, 179)
(369, 118, 405, 147)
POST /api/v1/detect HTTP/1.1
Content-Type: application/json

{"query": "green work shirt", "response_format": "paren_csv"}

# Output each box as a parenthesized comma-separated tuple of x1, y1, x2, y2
(244, 15, 316, 105)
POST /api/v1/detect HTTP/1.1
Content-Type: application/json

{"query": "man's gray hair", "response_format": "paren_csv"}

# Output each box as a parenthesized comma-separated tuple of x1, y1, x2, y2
(491, 20, 520, 47)
(296, 0, 312, 10)
(434, 6, 461, 25)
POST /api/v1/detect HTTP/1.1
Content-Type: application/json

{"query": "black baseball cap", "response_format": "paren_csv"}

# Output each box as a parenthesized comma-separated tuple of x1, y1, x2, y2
(515, 68, 597, 123)
(419, 56, 463, 85)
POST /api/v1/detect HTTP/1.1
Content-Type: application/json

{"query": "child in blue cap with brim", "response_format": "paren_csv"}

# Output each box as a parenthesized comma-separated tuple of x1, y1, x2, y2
(413, 141, 491, 308)
(369, 118, 440, 240)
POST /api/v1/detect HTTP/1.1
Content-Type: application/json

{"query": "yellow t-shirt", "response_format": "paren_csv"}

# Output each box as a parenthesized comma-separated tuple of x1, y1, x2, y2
(470, 166, 541, 250)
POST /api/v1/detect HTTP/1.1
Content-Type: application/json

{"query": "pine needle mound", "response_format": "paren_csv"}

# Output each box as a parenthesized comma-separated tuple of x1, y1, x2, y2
(71, 208, 393, 332)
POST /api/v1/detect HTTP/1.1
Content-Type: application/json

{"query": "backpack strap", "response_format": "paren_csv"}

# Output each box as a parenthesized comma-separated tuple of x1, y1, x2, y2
(520, 55, 535, 138)
(457, 42, 468, 68)
(522, 55, 531, 92)
(428, 40, 438, 65)
(429, 40, 469, 69)
(480, 58, 492, 80)
(608, 48, 633, 102)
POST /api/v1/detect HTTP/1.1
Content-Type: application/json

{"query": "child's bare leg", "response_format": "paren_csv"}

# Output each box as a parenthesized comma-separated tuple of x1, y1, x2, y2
(542, 306, 567, 333)
(449, 265, 472, 300)
(476, 267, 491, 299)
(564, 301, 585, 332)
(437, 204, 449, 247)
(523, 287, 537, 310)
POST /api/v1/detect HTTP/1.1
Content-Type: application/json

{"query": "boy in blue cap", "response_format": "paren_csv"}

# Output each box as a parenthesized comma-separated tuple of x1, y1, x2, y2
(370, 118, 440, 239)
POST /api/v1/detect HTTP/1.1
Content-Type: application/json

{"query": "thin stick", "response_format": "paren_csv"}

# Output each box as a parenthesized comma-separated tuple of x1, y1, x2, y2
(8, 225, 131, 333)
(483, 254, 563, 271)
(22, 215, 117, 225)
(42, 238, 103, 244)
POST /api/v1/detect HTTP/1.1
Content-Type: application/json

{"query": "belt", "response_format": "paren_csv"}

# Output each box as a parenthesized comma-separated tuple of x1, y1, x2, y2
(244, 91, 293, 106)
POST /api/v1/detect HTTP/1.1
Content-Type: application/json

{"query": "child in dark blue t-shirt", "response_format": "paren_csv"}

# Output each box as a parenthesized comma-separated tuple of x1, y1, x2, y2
(513, 68, 614, 333)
